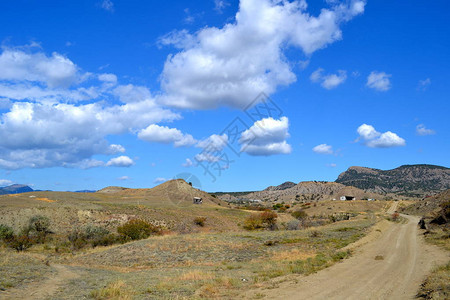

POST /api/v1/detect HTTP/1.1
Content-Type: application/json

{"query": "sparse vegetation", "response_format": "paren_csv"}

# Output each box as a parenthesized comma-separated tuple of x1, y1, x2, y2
(194, 216, 207, 227)
(291, 210, 308, 220)
(117, 219, 161, 240)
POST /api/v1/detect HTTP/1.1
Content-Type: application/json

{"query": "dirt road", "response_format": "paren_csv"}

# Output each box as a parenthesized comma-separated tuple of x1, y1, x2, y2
(245, 210, 448, 299)
(0, 264, 79, 300)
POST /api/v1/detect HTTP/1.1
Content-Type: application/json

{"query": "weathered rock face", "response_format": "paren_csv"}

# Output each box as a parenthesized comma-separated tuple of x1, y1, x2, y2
(264, 181, 297, 191)
(336, 164, 450, 197)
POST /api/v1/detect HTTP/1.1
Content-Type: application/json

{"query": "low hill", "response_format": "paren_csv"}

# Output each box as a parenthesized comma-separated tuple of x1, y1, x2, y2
(264, 181, 296, 191)
(0, 184, 33, 195)
(97, 179, 224, 206)
(401, 189, 450, 218)
(243, 181, 386, 203)
(336, 164, 450, 197)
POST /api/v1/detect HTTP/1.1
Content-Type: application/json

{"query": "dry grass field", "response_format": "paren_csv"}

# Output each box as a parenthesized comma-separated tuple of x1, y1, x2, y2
(0, 181, 399, 299)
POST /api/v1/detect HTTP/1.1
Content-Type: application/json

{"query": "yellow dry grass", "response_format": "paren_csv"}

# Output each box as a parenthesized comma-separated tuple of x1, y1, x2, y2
(90, 280, 132, 300)
(178, 269, 215, 281)
(270, 248, 316, 261)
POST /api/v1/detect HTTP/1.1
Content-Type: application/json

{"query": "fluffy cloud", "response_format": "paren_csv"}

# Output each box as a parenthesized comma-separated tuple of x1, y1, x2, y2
(137, 124, 196, 147)
(310, 68, 347, 89)
(366, 71, 391, 91)
(0, 179, 13, 186)
(356, 124, 405, 148)
(240, 116, 292, 156)
(159, 0, 366, 109)
(0, 47, 180, 169)
(416, 124, 435, 136)
(196, 134, 228, 151)
(106, 156, 134, 167)
(118, 176, 130, 181)
(312, 144, 333, 154)
(0, 48, 80, 88)
(182, 158, 194, 167)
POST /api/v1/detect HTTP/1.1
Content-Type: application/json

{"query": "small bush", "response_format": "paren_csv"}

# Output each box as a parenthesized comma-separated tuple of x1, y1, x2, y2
(291, 210, 308, 220)
(243, 211, 278, 230)
(8, 233, 34, 252)
(286, 220, 300, 230)
(117, 219, 161, 240)
(391, 212, 400, 221)
(84, 225, 110, 240)
(27, 215, 52, 243)
(194, 217, 207, 227)
(28, 215, 51, 233)
(67, 230, 88, 250)
(243, 215, 264, 230)
(91, 234, 121, 248)
(0, 224, 14, 242)
(309, 230, 322, 238)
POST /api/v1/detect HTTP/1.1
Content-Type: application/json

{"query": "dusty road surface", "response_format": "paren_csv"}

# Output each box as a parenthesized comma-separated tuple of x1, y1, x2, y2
(245, 211, 448, 300)
(0, 264, 79, 300)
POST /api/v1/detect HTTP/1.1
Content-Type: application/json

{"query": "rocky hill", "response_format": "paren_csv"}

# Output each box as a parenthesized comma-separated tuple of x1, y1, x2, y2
(264, 181, 296, 191)
(336, 164, 450, 197)
(0, 184, 33, 195)
(97, 179, 225, 206)
(244, 181, 385, 203)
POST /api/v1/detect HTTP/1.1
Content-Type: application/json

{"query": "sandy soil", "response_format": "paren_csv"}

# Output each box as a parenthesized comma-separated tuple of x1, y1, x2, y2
(244, 208, 448, 299)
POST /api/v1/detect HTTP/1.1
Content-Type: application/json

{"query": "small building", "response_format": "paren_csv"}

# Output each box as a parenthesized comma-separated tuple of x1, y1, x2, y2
(340, 196, 356, 201)
(193, 197, 203, 204)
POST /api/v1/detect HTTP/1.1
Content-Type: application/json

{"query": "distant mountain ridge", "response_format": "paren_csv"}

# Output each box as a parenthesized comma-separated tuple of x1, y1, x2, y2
(0, 184, 34, 195)
(336, 164, 450, 197)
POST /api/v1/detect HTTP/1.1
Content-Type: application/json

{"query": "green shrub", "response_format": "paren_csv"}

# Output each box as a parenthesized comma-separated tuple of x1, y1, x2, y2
(117, 219, 161, 240)
(27, 215, 52, 243)
(0, 224, 14, 242)
(243, 211, 278, 230)
(28, 215, 51, 233)
(286, 220, 300, 230)
(194, 217, 207, 227)
(84, 225, 110, 240)
(243, 215, 264, 230)
(91, 234, 121, 247)
(291, 210, 308, 220)
(67, 230, 88, 250)
(8, 233, 34, 252)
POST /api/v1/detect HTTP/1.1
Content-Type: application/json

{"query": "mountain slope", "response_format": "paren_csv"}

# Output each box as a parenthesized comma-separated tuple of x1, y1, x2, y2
(336, 164, 450, 197)
(0, 184, 33, 195)
(264, 181, 296, 191)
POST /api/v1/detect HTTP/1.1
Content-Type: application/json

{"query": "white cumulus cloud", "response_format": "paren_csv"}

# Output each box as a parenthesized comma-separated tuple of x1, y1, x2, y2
(138, 124, 197, 147)
(366, 71, 391, 91)
(313, 144, 333, 154)
(240, 116, 292, 156)
(356, 124, 405, 148)
(0, 48, 80, 88)
(310, 68, 347, 89)
(159, 0, 366, 109)
(106, 156, 134, 167)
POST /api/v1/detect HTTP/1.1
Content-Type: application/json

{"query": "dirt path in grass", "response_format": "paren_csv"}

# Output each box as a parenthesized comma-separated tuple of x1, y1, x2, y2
(245, 204, 448, 300)
(0, 264, 79, 300)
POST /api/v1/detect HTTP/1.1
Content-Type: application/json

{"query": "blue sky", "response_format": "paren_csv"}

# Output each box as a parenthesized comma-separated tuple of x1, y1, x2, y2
(0, 0, 448, 192)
